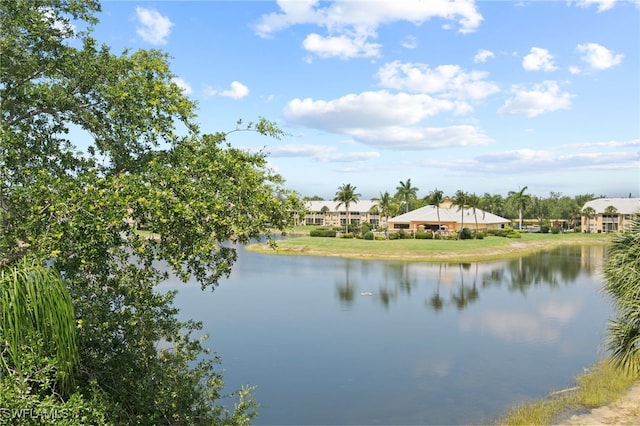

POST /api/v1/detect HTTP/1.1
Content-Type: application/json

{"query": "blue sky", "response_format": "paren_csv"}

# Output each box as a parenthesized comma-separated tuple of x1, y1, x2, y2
(92, 0, 639, 199)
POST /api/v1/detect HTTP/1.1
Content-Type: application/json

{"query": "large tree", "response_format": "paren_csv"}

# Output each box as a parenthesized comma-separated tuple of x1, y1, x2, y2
(582, 206, 596, 233)
(467, 193, 480, 237)
(428, 188, 445, 235)
(508, 186, 531, 230)
(334, 184, 361, 233)
(373, 190, 394, 238)
(452, 190, 469, 239)
(603, 215, 640, 375)
(395, 179, 419, 213)
(1, 1, 300, 423)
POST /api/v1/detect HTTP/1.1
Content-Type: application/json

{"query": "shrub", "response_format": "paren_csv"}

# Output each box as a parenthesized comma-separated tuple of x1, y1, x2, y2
(396, 229, 413, 239)
(488, 229, 510, 237)
(347, 224, 360, 234)
(389, 232, 399, 240)
(460, 227, 473, 240)
(340, 232, 355, 238)
(506, 231, 522, 238)
(309, 229, 337, 237)
(541, 225, 550, 233)
(363, 231, 374, 240)
(415, 232, 433, 239)
(551, 226, 560, 234)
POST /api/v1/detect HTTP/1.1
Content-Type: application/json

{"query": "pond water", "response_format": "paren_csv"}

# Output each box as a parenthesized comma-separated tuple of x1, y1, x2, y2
(162, 244, 611, 425)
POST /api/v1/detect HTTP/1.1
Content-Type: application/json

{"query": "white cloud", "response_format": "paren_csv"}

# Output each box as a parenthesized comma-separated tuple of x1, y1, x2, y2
(254, 0, 483, 59)
(422, 137, 638, 177)
(350, 125, 493, 150)
(497, 81, 573, 117)
(221, 81, 250, 99)
(576, 42, 623, 70)
(569, 66, 582, 75)
(135, 7, 173, 45)
(284, 91, 459, 133)
(206, 81, 250, 100)
(576, 0, 617, 12)
(171, 77, 192, 94)
(472, 148, 636, 173)
(560, 139, 640, 149)
(522, 47, 557, 71)
(267, 144, 380, 162)
(401, 35, 417, 50)
(377, 61, 500, 100)
(302, 32, 381, 59)
(473, 48, 495, 63)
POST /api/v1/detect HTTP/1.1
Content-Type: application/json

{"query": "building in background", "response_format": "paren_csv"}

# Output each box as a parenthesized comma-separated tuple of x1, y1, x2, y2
(387, 204, 510, 233)
(304, 200, 381, 227)
(581, 198, 640, 233)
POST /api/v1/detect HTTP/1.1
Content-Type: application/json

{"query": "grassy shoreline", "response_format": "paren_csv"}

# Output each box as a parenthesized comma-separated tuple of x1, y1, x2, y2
(247, 231, 611, 263)
(497, 360, 639, 425)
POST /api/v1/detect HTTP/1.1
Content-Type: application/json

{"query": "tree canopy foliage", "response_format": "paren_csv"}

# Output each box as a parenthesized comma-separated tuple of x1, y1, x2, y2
(334, 183, 361, 233)
(1, 0, 300, 423)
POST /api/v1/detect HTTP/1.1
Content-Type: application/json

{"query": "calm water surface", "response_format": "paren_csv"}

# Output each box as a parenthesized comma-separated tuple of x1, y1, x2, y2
(162, 244, 611, 425)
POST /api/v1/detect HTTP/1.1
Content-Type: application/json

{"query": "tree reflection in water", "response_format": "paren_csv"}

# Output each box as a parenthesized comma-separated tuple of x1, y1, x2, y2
(427, 264, 445, 313)
(336, 258, 356, 307)
(335, 245, 606, 313)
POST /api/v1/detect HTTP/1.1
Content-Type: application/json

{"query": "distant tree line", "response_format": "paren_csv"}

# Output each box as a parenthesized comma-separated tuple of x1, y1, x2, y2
(305, 181, 603, 231)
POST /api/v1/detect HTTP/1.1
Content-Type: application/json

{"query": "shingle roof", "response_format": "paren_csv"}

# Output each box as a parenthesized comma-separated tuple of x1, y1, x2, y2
(582, 198, 640, 215)
(388, 205, 510, 225)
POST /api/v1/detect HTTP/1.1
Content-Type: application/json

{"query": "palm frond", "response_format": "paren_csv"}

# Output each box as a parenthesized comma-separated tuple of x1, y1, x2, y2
(0, 259, 79, 394)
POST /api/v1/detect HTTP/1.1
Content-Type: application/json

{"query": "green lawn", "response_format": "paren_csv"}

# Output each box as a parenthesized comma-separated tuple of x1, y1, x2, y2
(250, 231, 611, 262)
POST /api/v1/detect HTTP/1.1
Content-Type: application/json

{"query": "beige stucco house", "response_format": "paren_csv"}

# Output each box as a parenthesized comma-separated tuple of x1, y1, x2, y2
(387, 204, 510, 233)
(581, 198, 639, 233)
(304, 200, 382, 227)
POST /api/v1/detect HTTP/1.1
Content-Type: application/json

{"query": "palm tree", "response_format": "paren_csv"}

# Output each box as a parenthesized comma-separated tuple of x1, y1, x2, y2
(373, 190, 393, 239)
(582, 206, 595, 233)
(395, 179, 419, 213)
(604, 205, 618, 232)
(334, 183, 361, 233)
(0, 258, 79, 395)
(467, 193, 480, 237)
(452, 190, 468, 239)
(482, 193, 504, 216)
(429, 188, 445, 235)
(603, 215, 640, 374)
(320, 205, 330, 226)
(508, 186, 530, 230)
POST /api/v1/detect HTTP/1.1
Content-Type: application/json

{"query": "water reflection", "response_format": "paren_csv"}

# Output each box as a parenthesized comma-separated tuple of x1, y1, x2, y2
(487, 245, 601, 292)
(168, 243, 610, 425)
(335, 258, 356, 306)
(335, 245, 606, 313)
